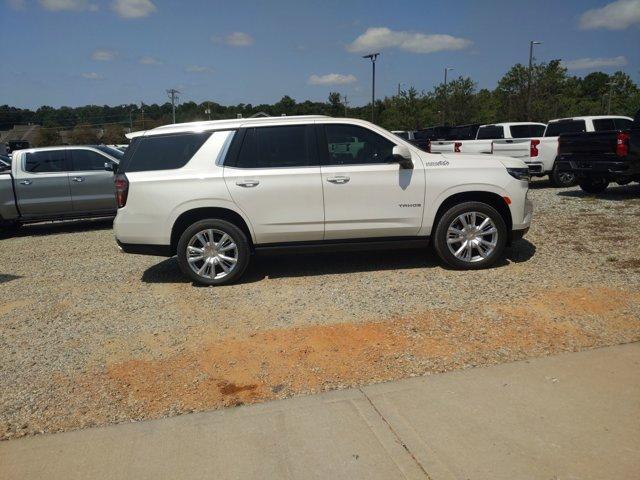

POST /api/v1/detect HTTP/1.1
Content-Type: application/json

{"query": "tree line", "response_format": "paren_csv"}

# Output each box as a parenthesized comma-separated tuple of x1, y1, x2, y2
(1, 59, 638, 147)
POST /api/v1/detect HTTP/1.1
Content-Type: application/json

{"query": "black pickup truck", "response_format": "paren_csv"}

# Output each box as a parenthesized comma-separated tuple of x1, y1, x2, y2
(557, 110, 640, 193)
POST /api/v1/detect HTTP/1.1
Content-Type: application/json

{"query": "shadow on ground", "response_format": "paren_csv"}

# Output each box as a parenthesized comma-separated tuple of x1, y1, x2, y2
(0, 217, 114, 239)
(141, 239, 536, 285)
(557, 183, 640, 201)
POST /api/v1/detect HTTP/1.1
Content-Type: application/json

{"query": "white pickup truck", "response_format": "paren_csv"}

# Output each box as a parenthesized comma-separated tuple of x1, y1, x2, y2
(430, 122, 546, 156)
(521, 115, 635, 186)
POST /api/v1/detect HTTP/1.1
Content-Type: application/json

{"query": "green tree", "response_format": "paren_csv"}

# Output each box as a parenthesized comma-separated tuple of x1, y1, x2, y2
(70, 124, 99, 144)
(34, 128, 60, 147)
(101, 124, 126, 144)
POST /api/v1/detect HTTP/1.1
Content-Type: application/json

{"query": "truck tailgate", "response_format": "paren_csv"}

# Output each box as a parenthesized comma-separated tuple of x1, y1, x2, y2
(559, 131, 618, 157)
(491, 139, 530, 159)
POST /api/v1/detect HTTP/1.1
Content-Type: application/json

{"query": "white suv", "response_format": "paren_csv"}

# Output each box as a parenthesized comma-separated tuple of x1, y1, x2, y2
(114, 116, 533, 285)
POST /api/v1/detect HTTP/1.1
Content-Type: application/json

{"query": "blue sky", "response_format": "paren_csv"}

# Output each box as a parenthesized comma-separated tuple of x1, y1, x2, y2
(1, 0, 639, 109)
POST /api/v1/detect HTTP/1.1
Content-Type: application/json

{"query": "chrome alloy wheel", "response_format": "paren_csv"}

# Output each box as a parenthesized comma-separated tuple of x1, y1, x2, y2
(186, 229, 238, 279)
(446, 212, 498, 263)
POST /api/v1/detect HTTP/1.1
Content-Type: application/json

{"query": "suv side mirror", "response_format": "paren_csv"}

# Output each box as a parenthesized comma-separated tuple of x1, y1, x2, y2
(104, 162, 115, 172)
(392, 145, 413, 169)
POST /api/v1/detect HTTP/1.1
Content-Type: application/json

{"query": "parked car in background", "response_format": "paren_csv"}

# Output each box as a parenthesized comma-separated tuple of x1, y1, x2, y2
(0, 146, 120, 228)
(114, 115, 532, 286)
(6, 140, 30, 154)
(525, 115, 633, 187)
(430, 122, 546, 157)
(556, 110, 640, 193)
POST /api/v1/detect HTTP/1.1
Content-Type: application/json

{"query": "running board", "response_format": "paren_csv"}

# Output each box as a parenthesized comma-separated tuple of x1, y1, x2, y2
(254, 236, 430, 255)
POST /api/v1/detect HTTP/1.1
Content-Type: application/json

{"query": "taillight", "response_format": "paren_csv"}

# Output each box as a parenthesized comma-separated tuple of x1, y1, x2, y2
(530, 139, 540, 157)
(454, 142, 462, 153)
(114, 173, 129, 208)
(616, 132, 629, 157)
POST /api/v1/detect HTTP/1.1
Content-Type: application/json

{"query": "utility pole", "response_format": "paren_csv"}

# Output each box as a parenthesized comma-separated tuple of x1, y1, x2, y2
(140, 102, 145, 129)
(343, 95, 349, 117)
(166, 89, 180, 124)
(205, 102, 211, 120)
(443, 67, 454, 125)
(527, 40, 541, 121)
(606, 81, 616, 115)
(129, 107, 133, 131)
(362, 53, 380, 123)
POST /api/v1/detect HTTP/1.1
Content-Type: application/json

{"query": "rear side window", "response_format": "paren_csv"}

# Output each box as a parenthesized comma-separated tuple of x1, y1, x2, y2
(593, 119, 616, 131)
(510, 124, 546, 138)
(614, 118, 633, 130)
(120, 132, 211, 172)
(545, 120, 586, 137)
(235, 125, 315, 168)
(70, 149, 109, 171)
(477, 126, 504, 140)
(24, 150, 67, 173)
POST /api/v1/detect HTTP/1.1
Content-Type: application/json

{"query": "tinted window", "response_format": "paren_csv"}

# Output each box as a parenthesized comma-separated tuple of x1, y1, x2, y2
(510, 124, 546, 138)
(236, 125, 315, 168)
(614, 118, 633, 130)
(324, 124, 395, 165)
(593, 119, 616, 131)
(394, 132, 409, 140)
(25, 150, 67, 173)
(477, 126, 504, 140)
(120, 132, 211, 172)
(545, 120, 586, 136)
(94, 145, 124, 160)
(70, 149, 110, 171)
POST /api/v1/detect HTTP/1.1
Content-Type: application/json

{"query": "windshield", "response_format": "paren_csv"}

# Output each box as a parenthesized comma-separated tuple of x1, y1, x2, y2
(95, 145, 125, 161)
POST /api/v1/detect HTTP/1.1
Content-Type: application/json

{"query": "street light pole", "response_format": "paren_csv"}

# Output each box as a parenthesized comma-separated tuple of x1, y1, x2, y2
(527, 40, 541, 121)
(607, 81, 616, 115)
(363, 53, 380, 123)
(443, 67, 454, 125)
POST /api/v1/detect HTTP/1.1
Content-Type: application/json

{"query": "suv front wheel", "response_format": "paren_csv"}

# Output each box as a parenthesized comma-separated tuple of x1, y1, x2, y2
(177, 219, 250, 286)
(433, 202, 508, 270)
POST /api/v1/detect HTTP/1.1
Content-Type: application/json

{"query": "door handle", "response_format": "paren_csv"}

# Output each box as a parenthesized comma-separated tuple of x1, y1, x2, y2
(72, 176, 84, 182)
(327, 176, 350, 184)
(19, 179, 32, 185)
(236, 180, 259, 188)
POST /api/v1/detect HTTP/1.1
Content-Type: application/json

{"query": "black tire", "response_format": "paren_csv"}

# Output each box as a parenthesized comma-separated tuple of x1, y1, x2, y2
(176, 219, 250, 286)
(433, 201, 508, 270)
(579, 177, 609, 194)
(550, 165, 577, 188)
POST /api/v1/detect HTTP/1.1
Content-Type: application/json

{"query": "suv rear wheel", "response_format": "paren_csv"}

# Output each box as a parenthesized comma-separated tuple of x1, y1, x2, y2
(433, 202, 507, 270)
(177, 219, 250, 286)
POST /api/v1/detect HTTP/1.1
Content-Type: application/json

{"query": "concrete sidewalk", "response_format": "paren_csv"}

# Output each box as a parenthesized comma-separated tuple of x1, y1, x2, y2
(2, 343, 639, 480)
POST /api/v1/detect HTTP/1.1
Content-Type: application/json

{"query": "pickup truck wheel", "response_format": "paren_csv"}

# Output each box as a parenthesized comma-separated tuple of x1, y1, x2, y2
(433, 202, 507, 270)
(550, 166, 577, 188)
(177, 219, 250, 286)
(579, 178, 609, 194)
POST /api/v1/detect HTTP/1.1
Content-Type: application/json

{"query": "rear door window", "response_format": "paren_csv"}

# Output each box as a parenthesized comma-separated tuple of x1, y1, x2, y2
(593, 119, 616, 131)
(235, 125, 316, 168)
(69, 149, 109, 171)
(119, 132, 211, 172)
(24, 150, 68, 173)
(509, 124, 546, 138)
(323, 124, 395, 165)
(476, 126, 504, 140)
(545, 120, 586, 136)
(614, 118, 633, 130)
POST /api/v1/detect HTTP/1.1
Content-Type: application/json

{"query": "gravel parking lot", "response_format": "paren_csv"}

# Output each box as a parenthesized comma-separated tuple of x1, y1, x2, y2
(1, 179, 640, 440)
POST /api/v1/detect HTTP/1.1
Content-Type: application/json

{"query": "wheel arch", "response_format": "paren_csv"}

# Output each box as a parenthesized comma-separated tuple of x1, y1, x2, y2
(170, 207, 254, 255)
(432, 191, 513, 237)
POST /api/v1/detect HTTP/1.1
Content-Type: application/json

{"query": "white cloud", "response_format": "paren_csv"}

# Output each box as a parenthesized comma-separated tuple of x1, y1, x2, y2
(579, 0, 640, 30)
(562, 56, 628, 70)
(347, 27, 472, 54)
(111, 0, 156, 19)
(308, 73, 357, 86)
(139, 55, 162, 65)
(39, 0, 97, 11)
(7, 0, 27, 11)
(91, 49, 117, 61)
(82, 72, 104, 80)
(212, 31, 254, 47)
(186, 65, 214, 74)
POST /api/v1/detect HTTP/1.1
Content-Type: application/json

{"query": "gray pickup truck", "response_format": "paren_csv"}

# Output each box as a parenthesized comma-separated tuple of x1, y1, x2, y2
(0, 145, 121, 227)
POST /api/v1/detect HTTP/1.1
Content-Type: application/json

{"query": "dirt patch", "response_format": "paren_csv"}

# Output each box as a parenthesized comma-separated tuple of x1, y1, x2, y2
(617, 259, 640, 270)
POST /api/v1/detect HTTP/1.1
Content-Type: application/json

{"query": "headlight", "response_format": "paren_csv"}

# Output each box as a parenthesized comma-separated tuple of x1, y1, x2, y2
(506, 167, 530, 182)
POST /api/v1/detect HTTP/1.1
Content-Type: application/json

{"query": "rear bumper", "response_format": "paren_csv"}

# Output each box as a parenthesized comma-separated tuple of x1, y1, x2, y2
(116, 239, 172, 257)
(524, 162, 545, 175)
(556, 158, 640, 176)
